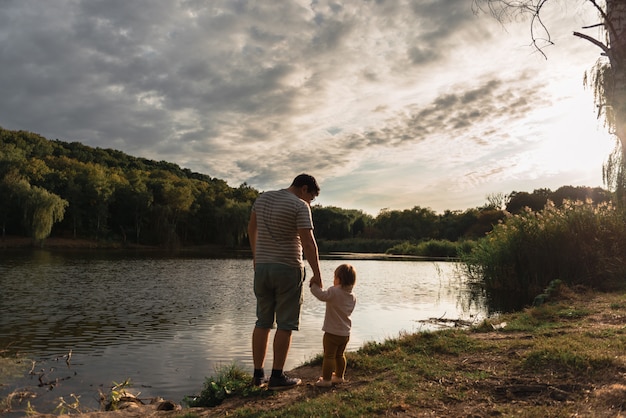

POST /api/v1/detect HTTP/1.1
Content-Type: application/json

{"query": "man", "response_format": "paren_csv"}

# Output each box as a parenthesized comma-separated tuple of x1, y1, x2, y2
(247, 173, 322, 390)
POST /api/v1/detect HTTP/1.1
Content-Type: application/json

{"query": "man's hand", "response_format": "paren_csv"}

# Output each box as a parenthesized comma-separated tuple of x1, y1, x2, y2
(309, 275, 322, 288)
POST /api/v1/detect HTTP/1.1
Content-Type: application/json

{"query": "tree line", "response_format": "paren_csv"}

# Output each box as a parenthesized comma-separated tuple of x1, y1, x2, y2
(0, 127, 611, 250)
(0, 128, 257, 248)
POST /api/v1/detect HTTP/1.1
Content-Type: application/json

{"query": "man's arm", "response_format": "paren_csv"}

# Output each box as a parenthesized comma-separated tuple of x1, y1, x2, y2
(248, 211, 257, 269)
(299, 227, 322, 287)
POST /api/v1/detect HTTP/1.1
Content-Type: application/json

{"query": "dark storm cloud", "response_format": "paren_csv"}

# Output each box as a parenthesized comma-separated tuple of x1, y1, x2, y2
(0, 1, 417, 144)
(0, 1, 318, 153)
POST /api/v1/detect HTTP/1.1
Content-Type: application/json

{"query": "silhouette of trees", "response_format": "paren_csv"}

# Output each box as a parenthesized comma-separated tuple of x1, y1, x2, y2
(0, 127, 615, 248)
(0, 127, 259, 247)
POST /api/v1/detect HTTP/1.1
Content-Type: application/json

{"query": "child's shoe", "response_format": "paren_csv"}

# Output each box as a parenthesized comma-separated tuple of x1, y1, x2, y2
(315, 377, 332, 387)
(331, 376, 345, 384)
(331, 372, 345, 384)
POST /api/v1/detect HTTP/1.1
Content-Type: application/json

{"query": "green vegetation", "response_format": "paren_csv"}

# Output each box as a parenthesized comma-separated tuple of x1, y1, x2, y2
(0, 355, 34, 415)
(185, 363, 269, 408)
(462, 199, 626, 311)
(0, 128, 259, 248)
(0, 127, 610, 251)
(385, 239, 475, 258)
(100, 378, 135, 411)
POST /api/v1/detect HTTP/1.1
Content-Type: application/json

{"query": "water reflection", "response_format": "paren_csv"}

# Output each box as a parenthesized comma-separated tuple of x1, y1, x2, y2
(0, 251, 487, 414)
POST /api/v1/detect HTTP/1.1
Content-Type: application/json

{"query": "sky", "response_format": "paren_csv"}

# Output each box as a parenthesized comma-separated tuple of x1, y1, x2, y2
(0, 0, 616, 215)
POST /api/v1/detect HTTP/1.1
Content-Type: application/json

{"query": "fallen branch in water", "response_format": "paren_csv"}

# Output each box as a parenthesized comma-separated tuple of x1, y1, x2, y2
(418, 317, 476, 328)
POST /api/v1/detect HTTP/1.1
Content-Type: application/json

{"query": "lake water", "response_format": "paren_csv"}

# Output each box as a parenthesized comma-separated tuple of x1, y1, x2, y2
(0, 250, 488, 414)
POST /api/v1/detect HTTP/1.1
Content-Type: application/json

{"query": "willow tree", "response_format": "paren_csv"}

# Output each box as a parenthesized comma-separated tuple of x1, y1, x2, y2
(0, 170, 30, 238)
(473, 0, 626, 206)
(26, 185, 68, 244)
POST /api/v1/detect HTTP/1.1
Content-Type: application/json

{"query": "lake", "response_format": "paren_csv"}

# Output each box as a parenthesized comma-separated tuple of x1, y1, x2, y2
(0, 250, 488, 414)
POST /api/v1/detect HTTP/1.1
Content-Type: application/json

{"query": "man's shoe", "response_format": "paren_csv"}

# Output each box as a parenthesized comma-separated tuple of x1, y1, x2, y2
(252, 376, 268, 387)
(268, 373, 301, 390)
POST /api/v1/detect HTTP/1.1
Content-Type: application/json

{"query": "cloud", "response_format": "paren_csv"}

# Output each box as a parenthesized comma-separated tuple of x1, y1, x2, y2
(0, 0, 613, 213)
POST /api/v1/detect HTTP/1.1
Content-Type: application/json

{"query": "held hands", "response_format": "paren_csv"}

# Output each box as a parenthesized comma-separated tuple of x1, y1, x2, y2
(309, 275, 322, 288)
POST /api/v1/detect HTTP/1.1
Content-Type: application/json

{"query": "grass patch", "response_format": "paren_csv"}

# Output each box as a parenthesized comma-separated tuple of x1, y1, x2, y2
(521, 347, 616, 375)
(0, 354, 33, 415)
(185, 363, 270, 408)
(0, 356, 29, 383)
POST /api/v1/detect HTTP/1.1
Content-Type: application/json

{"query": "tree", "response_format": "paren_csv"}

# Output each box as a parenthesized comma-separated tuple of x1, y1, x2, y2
(473, 0, 626, 206)
(0, 170, 31, 237)
(373, 206, 438, 240)
(551, 185, 612, 205)
(485, 192, 507, 210)
(25, 185, 68, 243)
(312, 206, 353, 240)
(506, 189, 551, 213)
(108, 169, 153, 244)
(148, 172, 195, 247)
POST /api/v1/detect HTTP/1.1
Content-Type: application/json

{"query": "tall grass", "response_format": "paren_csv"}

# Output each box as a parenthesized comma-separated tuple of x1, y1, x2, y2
(462, 200, 626, 310)
(386, 239, 475, 258)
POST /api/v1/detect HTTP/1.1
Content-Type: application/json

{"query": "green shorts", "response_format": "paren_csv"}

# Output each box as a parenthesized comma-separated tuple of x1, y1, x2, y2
(254, 263, 305, 331)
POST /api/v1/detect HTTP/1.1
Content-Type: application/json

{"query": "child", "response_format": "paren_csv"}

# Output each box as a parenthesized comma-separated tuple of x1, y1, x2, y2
(309, 263, 357, 387)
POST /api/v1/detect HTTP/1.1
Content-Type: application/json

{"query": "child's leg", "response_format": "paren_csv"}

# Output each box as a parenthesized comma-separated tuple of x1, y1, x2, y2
(334, 336, 350, 379)
(321, 332, 339, 381)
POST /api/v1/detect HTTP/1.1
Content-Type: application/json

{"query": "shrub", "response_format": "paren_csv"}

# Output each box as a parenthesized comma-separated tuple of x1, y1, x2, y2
(386, 239, 474, 258)
(185, 363, 266, 407)
(462, 200, 626, 310)
(416, 240, 459, 258)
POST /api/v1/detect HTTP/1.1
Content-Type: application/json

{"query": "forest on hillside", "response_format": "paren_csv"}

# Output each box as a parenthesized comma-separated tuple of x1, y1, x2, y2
(0, 127, 612, 250)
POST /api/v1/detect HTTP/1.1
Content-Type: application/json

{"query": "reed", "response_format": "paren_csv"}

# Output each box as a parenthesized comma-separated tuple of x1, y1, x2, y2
(462, 200, 626, 309)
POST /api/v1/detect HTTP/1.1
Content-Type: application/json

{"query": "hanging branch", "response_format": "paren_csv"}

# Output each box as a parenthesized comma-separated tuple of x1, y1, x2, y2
(573, 31, 611, 57)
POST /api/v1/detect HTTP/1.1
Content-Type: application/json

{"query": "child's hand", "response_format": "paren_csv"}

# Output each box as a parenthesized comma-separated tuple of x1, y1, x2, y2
(309, 276, 321, 288)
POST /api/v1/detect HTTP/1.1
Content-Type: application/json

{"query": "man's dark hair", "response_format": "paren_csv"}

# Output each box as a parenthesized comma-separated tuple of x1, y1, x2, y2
(291, 174, 320, 194)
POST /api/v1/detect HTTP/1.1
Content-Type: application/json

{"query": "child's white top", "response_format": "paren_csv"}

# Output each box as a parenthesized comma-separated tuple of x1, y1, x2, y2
(310, 283, 356, 337)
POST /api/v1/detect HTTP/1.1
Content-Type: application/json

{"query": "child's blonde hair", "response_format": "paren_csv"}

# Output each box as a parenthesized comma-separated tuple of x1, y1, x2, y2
(334, 264, 356, 287)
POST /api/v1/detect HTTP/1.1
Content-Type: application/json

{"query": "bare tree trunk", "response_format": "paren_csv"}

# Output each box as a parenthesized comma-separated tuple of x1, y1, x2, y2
(607, 0, 626, 148)
(604, 0, 626, 205)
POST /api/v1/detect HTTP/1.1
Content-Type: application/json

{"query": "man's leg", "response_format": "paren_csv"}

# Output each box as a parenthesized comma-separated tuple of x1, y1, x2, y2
(252, 263, 272, 385)
(268, 328, 301, 389)
(272, 328, 292, 370)
(253, 326, 270, 369)
(268, 264, 303, 389)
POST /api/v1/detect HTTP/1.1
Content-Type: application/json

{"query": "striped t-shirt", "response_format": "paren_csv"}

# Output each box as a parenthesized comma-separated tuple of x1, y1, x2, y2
(252, 189, 314, 268)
